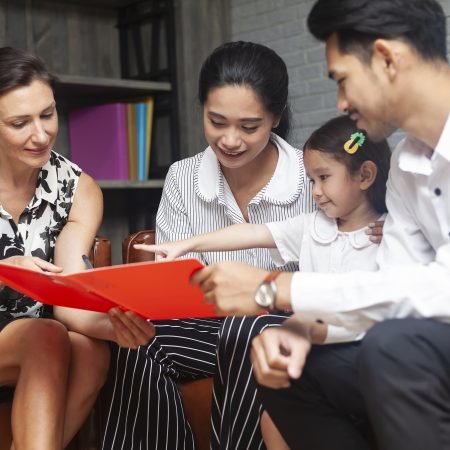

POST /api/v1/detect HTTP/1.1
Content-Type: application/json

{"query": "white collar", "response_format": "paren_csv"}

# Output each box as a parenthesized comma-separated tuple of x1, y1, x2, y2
(310, 210, 379, 249)
(195, 133, 303, 205)
(397, 113, 450, 175)
(434, 112, 450, 163)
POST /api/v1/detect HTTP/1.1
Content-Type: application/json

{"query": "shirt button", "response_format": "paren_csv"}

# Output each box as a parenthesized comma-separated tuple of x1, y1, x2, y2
(434, 188, 442, 196)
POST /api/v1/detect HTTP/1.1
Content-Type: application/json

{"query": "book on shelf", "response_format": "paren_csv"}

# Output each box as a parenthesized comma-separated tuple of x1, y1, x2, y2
(135, 102, 147, 181)
(144, 96, 154, 179)
(68, 103, 129, 180)
(0, 259, 217, 320)
(134, 96, 154, 181)
(126, 103, 138, 181)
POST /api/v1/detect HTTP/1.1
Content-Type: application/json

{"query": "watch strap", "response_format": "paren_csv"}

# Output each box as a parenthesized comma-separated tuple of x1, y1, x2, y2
(264, 271, 281, 283)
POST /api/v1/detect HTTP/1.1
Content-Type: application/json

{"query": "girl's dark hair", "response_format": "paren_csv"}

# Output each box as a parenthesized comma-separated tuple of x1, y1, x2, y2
(304, 115, 391, 214)
(307, 0, 447, 64)
(0, 47, 56, 96)
(198, 41, 291, 139)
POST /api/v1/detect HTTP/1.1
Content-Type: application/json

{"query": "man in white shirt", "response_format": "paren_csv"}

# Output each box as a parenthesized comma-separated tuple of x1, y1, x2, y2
(191, 0, 450, 448)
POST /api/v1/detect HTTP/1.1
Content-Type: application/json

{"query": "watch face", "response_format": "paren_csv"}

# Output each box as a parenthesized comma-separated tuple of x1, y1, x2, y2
(255, 282, 274, 308)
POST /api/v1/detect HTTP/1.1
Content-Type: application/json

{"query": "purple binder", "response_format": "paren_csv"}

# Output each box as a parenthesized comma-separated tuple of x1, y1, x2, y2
(68, 103, 129, 180)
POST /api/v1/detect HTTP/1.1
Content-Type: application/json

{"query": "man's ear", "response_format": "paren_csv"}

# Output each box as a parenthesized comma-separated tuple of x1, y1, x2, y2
(372, 39, 399, 80)
(359, 160, 378, 191)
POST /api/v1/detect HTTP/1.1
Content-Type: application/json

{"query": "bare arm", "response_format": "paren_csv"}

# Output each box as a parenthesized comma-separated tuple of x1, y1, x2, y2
(135, 223, 275, 260)
(52, 173, 154, 347)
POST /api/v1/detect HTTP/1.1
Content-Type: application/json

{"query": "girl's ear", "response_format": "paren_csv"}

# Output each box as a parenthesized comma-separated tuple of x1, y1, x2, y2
(272, 115, 281, 129)
(359, 160, 378, 191)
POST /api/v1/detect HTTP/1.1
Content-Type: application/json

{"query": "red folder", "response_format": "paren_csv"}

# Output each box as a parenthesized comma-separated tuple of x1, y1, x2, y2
(0, 259, 216, 320)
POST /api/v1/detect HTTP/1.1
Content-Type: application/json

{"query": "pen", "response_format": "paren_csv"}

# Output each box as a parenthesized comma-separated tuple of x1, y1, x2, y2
(82, 254, 94, 270)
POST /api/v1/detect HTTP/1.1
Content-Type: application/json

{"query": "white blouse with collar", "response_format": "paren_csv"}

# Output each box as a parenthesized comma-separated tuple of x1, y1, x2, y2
(156, 133, 316, 271)
(267, 210, 383, 343)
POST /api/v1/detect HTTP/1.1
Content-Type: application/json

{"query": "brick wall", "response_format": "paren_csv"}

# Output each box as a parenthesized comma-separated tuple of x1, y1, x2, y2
(231, 0, 450, 148)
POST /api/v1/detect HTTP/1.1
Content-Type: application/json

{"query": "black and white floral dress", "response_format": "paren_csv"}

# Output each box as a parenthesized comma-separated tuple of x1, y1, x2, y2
(0, 151, 81, 331)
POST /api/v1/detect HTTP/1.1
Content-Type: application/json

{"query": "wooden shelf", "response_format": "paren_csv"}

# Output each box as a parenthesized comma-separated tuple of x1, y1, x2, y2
(54, 74, 171, 106)
(57, 0, 136, 7)
(97, 179, 165, 189)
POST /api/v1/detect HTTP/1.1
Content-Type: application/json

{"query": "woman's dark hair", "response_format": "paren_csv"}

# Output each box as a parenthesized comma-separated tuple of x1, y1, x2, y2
(0, 47, 56, 96)
(198, 41, 291, 139)
(304, 115, 391, 214)
(307, 0, 447, 64)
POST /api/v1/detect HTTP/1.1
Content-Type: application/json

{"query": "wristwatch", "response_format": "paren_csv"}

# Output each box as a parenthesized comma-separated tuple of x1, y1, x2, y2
(255, 271, 281, 311)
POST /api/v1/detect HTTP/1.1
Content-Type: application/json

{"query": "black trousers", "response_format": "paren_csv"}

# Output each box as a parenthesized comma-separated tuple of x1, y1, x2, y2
(258, 318, 450, 450)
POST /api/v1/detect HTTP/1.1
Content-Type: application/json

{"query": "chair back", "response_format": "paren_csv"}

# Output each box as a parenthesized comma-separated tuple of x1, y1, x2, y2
(122, 230, 156, 264)
(89, 236, 111, 268)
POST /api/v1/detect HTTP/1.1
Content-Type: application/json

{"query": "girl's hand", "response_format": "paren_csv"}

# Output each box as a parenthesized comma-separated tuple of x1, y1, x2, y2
(134, 240, 192, 261)
(108, 307, 155, 348)
(1, 255, 63, 273)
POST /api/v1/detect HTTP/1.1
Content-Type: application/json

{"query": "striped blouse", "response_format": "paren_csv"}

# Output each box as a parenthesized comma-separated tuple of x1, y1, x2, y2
(156, 133, 316, 270)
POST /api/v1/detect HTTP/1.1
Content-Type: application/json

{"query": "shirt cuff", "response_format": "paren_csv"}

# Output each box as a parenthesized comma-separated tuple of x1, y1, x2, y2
(324, 324, 365, 344)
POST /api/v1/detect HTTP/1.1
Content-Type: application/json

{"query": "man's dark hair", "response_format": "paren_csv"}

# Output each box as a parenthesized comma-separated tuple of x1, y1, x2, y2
(307, 0, 447, 63)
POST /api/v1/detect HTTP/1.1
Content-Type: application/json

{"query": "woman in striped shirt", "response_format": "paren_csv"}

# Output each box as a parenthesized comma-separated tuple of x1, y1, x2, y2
(102, 41, 316, 450)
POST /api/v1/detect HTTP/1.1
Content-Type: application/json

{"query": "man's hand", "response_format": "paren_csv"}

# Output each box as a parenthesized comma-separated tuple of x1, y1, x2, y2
(108, 307, 155, 348)
(366, 220, 385, 244)
(191, 262, 268, 316)
(250, 327, 311, 389)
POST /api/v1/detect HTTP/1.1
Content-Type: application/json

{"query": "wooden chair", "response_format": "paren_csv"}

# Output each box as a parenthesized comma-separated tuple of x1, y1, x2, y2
(0, 236, 111, 450)
(122, 230, 214, 450)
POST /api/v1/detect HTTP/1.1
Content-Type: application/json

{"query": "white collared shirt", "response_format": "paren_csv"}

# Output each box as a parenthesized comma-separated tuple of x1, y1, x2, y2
(267, 210, 380, 342)
(291, 114, 450, 333)
(156, 133, 315, 271)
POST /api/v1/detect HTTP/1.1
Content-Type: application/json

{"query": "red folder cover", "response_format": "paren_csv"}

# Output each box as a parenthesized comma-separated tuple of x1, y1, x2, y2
(0, 259, 216, 320)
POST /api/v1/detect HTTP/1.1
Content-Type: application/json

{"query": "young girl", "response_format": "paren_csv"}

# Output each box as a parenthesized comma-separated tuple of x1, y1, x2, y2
(136, 114, 391, 449)
(137, 115, 390, 287)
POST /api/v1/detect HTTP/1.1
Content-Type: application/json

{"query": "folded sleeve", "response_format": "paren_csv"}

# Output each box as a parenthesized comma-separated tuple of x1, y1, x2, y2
(266, 215, 307, 266)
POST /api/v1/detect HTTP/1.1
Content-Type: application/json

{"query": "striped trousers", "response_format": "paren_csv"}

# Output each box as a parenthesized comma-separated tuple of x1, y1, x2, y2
(101, 314, 289, 450)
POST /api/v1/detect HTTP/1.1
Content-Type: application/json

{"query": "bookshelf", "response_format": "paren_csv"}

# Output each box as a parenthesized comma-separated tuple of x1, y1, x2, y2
(45, 0, 179, 263)
(54, 74, 169, 263)
(54, 74, 170, 187)
(98, 179, 165, 189)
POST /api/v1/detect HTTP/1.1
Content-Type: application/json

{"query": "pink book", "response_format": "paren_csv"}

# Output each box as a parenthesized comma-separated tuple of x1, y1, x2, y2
(68, 103, 129, 180)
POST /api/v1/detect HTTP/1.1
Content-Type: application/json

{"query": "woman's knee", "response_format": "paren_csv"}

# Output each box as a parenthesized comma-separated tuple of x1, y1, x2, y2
(218, 315, 286, 354)
(23, 319, 71, 361)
